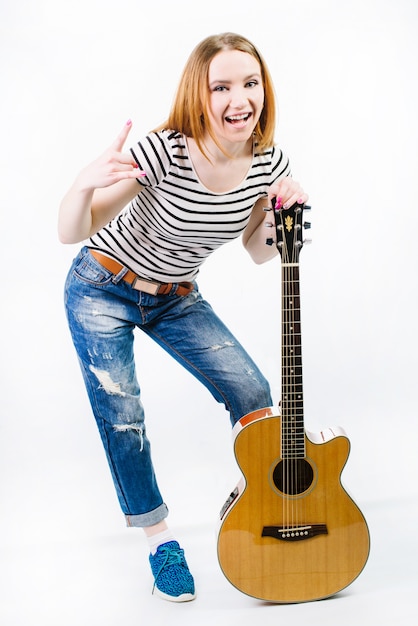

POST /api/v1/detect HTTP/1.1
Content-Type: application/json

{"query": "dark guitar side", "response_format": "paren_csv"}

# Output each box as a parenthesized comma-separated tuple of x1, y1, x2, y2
(217, 408, 370, 603)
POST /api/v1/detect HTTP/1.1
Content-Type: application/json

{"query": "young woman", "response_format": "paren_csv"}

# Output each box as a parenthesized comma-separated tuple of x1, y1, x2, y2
(59, 32, 308, 602)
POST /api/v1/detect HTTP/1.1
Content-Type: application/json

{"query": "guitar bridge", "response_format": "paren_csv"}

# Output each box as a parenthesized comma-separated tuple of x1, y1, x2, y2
(262, 524, 328, 542)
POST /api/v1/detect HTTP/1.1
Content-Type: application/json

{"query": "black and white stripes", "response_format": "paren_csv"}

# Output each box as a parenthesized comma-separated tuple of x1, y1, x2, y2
(88, 130, 290, 282)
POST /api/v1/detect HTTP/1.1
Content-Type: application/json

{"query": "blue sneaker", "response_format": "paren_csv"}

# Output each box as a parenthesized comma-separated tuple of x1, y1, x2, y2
(149, 541, 196, 602)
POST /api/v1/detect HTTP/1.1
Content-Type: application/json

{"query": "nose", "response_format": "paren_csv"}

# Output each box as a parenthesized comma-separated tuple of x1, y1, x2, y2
(231, 100, 246, 109)
(229, 88, 248, 109)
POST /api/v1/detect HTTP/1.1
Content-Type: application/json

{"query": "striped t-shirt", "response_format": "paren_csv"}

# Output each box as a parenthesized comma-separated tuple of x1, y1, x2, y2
(88, 129, 291, 282)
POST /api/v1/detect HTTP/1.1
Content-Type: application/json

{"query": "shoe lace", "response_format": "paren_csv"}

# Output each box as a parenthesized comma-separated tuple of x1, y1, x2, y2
(152, 545, 186, 593)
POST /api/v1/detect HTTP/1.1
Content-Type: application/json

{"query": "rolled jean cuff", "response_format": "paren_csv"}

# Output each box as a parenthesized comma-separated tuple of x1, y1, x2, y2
(125, 503, 169, 528)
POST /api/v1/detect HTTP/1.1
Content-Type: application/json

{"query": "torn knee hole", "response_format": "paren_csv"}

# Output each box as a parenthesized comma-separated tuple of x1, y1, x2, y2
(113, 423, 144, 451)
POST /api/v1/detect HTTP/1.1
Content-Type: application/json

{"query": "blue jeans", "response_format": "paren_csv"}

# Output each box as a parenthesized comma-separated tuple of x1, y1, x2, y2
(64, 247, 272, 527)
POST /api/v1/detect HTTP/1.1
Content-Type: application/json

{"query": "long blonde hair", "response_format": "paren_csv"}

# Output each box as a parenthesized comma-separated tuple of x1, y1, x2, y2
(154, 32, 277, 157)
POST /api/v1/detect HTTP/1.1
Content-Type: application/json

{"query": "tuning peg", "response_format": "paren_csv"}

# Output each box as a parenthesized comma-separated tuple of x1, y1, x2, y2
(303, 238, 312, 245)
(304, 221, 311, 229)
(303, 205, 312, 211)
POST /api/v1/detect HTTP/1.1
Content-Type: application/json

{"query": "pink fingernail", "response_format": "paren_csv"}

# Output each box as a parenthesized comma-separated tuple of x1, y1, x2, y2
(126, 119, 132, 126)
(275, 196, 282, 209)
(298, 197, 303, 204)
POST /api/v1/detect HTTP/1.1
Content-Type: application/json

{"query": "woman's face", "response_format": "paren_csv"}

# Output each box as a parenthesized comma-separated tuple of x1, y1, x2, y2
(206, 49, 264, 148)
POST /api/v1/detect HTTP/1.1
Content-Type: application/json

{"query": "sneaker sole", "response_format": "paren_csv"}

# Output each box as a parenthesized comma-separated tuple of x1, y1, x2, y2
(153, 588, 196, 603)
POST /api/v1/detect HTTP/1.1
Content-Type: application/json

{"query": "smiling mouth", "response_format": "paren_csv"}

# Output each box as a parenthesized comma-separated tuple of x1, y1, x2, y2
(225, 112, 252, 125)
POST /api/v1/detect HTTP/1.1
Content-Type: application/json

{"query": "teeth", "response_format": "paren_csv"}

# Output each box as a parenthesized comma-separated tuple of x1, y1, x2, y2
(226, 113, 250, 121)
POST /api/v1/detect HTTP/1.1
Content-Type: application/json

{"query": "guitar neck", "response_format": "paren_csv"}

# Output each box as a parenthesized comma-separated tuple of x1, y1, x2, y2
(281, 262, 305, 459)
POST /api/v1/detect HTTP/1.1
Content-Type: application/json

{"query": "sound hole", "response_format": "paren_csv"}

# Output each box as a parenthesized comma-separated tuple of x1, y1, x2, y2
(272, 459, 314, 495)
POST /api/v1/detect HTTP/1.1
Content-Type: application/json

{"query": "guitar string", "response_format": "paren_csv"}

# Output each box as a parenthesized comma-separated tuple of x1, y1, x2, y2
(288, 263, 295, 530)
(292, 251, 299, 531)
(281, 218, 288, 531)
(283, 215, 291, 531)
(282, 261, 289, 530)
(286, 263, 293, 530)
(282, 219, 293, 531)
(289, 237, 298, 531)
(282, 218, 305, 532)
(285, 232, 295, 530)
(293, 223, 306, 532)
(290, 261, 296, 531)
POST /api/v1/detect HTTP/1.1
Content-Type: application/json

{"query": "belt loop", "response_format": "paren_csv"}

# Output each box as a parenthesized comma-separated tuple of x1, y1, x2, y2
(112, 266, 130, 285)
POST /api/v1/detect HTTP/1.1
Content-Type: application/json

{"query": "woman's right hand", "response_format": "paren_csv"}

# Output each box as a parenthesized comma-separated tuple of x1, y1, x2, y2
(58, 120, 146, 244)
(76, 120, 146, 192)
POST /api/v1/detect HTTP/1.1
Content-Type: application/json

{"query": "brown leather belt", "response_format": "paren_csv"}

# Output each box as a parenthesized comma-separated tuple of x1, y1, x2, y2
(89, 250, 194, 296)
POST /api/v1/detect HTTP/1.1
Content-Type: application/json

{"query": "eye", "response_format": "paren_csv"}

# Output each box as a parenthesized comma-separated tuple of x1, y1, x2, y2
(213, 85, 228, 92)
(246, 79, 259, 88)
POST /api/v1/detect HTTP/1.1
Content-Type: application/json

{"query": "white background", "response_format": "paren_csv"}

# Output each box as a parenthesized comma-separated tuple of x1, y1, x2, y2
(0, 0, 417, 624)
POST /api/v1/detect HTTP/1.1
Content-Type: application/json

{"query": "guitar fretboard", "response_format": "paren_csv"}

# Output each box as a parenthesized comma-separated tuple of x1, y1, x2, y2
(282, 265, 305, 459)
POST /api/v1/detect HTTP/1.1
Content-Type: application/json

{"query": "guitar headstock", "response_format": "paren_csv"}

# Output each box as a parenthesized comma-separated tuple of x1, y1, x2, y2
(272, 201, 311, 264)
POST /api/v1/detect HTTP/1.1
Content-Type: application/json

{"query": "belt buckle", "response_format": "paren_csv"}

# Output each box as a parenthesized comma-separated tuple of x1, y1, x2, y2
(132, 277, 161, 295)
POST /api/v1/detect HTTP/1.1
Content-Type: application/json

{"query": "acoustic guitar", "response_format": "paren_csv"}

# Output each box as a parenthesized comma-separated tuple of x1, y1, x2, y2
(217, 201, 370, 603)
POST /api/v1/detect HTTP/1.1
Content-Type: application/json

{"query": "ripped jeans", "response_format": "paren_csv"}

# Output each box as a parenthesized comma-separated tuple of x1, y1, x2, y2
(64, 247, 272, 527)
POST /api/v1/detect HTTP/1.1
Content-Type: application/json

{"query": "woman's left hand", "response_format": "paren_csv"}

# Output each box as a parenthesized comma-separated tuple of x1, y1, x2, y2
(268, 177, 309, 210)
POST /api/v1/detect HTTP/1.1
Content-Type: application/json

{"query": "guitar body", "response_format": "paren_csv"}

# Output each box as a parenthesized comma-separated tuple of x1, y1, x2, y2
(217, 408, 370, 603)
